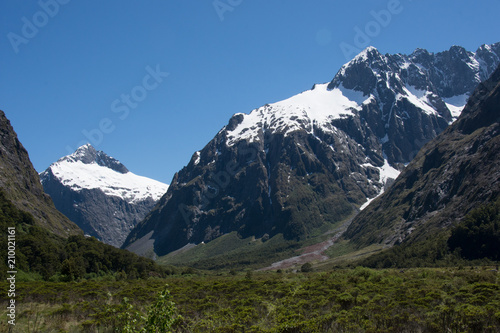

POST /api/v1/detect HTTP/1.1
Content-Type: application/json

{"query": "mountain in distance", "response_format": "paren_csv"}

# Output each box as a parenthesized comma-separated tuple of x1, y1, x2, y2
(123, 42, 500, 263)
(344, 62, 500, 251)
(0, 110, 169, 281)
(40, 144, 169, 247)
(0, 110, 81, 237)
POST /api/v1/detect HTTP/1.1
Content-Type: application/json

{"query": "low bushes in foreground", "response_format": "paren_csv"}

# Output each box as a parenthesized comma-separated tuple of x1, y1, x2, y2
(0, 267, 499, 332)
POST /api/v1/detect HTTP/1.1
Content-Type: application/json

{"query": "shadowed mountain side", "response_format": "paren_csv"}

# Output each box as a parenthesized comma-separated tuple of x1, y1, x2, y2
(344, 64, 500, 248)
(0, 110, 81, 237)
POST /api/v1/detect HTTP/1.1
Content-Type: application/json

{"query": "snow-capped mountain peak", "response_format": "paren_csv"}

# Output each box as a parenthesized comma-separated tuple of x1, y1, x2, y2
(226, 44, 500, 153)
(226, 83, 369, 146)
(40, 144, 170, 247)
(348, 45, 383, 64)
(41, 144, 168, 204)
(60, 143, 129, 174)
(223, 43, 500, 194)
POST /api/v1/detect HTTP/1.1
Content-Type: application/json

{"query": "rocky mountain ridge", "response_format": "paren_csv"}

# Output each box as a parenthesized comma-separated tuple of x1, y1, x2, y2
(344, 62, 500, 248)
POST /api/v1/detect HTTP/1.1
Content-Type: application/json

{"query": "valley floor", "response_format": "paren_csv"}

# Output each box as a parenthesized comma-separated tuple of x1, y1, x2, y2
(1, 267, 499, 332)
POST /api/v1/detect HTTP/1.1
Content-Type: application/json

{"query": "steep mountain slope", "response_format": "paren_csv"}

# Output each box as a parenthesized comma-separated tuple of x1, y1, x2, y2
(41, 144, 168, 247)
(0, 110, 81, 237)
(344, 63, 500, 248)
(124, 43, 500, 259)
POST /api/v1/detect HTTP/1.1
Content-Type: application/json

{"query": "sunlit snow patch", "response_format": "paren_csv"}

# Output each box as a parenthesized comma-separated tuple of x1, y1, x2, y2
(226, 83, 371, 146)
(400, 85, 438, 115)
(47, 160, 169, 204)
(360, 158, 401, 211)
(443, 94, 469, 121)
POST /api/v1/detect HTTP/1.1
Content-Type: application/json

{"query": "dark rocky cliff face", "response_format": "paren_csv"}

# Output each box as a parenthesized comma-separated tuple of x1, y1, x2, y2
(0, 110, 81, 237)
(41, 170, 158, 247)
(124, 43, 500, 257)
(344, 63, 500, 247)
(40, 144, 168, 247)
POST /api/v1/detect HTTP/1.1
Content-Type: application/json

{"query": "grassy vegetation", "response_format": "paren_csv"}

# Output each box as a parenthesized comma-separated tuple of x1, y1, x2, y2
(158, 223, 346, 271)
(158, 210, 357, 272)
(320, 241, 385, 269)
(158, 232, 304, 271)
(1, 267, 500, 332)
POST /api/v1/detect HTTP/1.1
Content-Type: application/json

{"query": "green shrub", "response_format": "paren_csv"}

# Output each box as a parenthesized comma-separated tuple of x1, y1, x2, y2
(448, 201, 500, 261)
(300, 263, 313, 273)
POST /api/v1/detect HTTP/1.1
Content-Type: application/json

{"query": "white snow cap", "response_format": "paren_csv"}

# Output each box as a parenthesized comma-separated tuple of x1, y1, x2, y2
(41, 144, 169, 204)
(226, 83, 371, 146)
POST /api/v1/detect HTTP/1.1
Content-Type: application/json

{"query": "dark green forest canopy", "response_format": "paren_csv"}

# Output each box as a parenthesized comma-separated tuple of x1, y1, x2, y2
(0, 189, 170, 281)
(358, 200, 500, 268)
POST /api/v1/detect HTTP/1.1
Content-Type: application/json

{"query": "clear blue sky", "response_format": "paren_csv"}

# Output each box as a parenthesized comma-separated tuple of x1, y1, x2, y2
(1, 0, 499, 184)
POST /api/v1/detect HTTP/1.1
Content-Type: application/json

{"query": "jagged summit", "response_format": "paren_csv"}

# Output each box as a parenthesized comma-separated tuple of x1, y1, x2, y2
(60, 143, 129, 174)
(224, 44, 500, 170)
(328, 46, 389, 95)
(329, 43, 500, 108)
(410, 47, 430, 57)
(348, 46, 383, 64)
